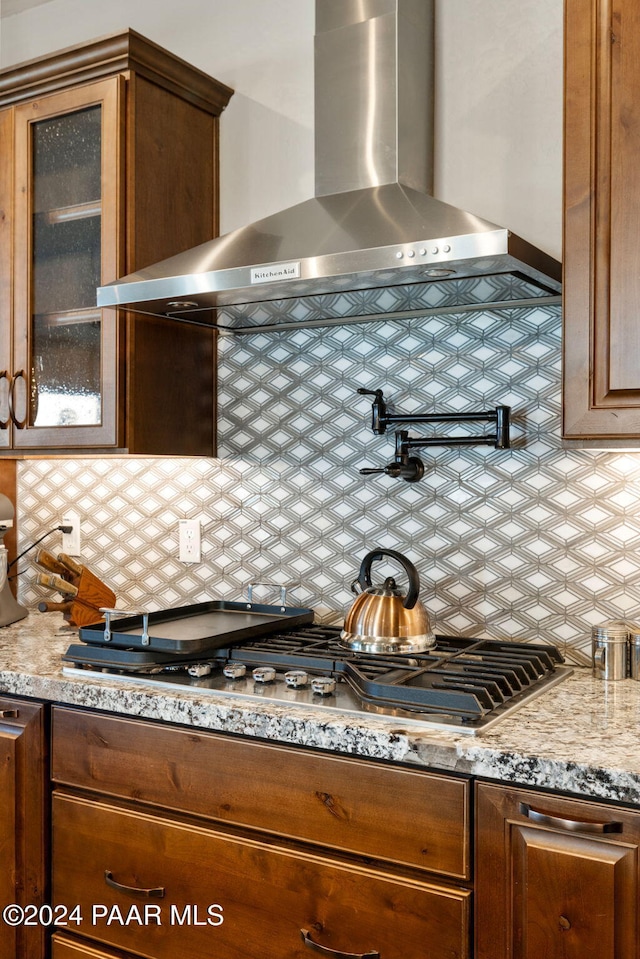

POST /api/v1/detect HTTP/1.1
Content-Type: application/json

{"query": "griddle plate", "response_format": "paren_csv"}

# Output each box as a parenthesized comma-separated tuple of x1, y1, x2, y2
(77, 600, 314, 652)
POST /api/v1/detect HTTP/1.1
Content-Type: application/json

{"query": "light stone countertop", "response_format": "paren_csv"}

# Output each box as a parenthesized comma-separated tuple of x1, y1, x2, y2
(3, 613, 640, 805)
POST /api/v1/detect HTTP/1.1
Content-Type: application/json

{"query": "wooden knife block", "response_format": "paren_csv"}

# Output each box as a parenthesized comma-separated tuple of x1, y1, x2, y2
(36, 551, 116, 627)
(74, 568, 116, 617)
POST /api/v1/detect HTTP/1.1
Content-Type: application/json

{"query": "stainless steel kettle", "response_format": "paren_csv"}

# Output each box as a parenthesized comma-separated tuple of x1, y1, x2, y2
(340, 549, 434, 654)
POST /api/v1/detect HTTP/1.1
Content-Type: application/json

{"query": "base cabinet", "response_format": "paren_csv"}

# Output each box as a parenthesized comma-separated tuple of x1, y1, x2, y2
(49, 707, 640, 959)
(52, 792, 469, 959)
(50, 707, 471, 959)
(0, 696, 47, 959)
(475, 781, 640, 959)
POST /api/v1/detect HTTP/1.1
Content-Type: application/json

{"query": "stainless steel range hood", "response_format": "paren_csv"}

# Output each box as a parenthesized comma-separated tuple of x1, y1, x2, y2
(97, 0, 561, 331)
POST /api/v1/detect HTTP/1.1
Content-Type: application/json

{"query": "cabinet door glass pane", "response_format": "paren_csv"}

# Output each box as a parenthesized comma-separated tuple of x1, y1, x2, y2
(31, 106, 102, 428)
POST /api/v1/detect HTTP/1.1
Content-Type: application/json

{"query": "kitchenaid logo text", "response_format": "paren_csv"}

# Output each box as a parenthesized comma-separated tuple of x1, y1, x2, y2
(251, 262, 300, 283)
(2, 903, 224, 927)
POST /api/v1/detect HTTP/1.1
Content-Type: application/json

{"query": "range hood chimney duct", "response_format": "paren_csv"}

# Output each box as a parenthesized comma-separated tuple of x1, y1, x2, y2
(97, 0, 561, 331)
(314, 0, 434, 198)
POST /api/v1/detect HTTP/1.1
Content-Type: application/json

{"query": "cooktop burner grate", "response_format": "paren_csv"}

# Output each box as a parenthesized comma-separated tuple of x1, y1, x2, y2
(62, 624, 572, 734)
(217, 628, 564, 718)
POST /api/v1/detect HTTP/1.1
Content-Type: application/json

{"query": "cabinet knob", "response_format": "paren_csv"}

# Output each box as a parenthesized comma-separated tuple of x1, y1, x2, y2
(559, 916, 572, 931)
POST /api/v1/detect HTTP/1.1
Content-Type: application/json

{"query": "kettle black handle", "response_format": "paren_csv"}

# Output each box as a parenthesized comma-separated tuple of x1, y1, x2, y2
(357, 549, 420, 610)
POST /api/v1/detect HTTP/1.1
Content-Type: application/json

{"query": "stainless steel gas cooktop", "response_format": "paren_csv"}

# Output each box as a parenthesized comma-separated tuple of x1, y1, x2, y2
(62, 623, 572, 735)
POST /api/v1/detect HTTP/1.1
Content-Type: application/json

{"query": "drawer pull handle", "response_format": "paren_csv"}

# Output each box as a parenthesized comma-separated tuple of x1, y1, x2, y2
(519, 803, 623, 834)
(0, 709, 18, 718)
(0, 371, 9, 430)
(9, 370, 27, 430)
(104, 870, 165, 899)
(301, 929, 380, 959)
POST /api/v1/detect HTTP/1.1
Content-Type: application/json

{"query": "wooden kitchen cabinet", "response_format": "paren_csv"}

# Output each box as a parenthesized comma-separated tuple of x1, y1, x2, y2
(0, 696, 48, 959)
(475, 781, 640, 958)
(563, 0, 640, 440)
(52, 791, 469, 959)
(0, 31, 232, 454)
(51, 706, 470, 880)
(50, 706, 472, 959)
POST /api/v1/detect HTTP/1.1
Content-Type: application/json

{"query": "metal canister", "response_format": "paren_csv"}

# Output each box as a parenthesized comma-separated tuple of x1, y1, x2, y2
(591, 621, 629, 680)
(629, 631, 640, 681)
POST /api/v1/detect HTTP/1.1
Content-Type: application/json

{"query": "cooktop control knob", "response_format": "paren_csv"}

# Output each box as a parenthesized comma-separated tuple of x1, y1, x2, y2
(253, 666, 276, 683)
(187, 663, 212, 678)
(223, 662, 247, 680)
(284, 670, 309, 688)
(311, 676, 337, 696)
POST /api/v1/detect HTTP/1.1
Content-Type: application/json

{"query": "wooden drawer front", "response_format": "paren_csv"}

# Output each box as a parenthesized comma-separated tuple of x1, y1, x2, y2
(0, 694, 42, 726)
(53, 793, 471, 959)
(52, 707, 470, 878)
(53, 931, 137, 958)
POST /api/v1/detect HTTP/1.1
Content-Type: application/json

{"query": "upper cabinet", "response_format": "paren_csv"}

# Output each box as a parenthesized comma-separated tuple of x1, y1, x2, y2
(563, 0, 640, 440)
(0, 31, 233, 454)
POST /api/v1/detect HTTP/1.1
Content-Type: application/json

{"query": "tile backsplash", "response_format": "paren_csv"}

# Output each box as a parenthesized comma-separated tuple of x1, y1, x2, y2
(17, 290, 640, 666)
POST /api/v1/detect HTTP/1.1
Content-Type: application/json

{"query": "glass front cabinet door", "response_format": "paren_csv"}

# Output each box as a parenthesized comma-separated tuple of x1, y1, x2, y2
(9, 78, 121, 450)
(0, 31, 232, 455)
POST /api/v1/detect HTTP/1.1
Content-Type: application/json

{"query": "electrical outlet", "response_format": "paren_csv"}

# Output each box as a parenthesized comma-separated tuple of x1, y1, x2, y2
(179, 518, 201, 563)
(61, 510, 81, 556)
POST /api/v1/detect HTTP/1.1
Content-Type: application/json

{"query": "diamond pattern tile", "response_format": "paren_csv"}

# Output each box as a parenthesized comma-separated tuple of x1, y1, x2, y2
(15, 284, 640, 665)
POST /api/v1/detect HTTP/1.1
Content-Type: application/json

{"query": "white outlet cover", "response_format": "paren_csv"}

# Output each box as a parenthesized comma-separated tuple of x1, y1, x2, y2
(62, 510, 81, 556)
(179, 518, 201, 563)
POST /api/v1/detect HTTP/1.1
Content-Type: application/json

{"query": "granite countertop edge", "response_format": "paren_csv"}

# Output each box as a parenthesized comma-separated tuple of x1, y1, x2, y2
(3, 614, 640, 806)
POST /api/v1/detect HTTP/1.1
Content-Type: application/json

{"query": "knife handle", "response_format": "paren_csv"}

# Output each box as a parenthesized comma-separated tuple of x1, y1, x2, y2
(37, 572, 79, 597)
(38, 600, 72, 613)
(35, 548, 71, 578)
(57, 553, 83, 576)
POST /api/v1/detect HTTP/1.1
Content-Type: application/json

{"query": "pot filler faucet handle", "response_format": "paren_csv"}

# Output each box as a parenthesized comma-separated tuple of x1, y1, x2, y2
(357, 388, 388, 434)
(359, 460, 424, 483)
(359, 431, 425, 484)
(100, 607, 150, 645)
